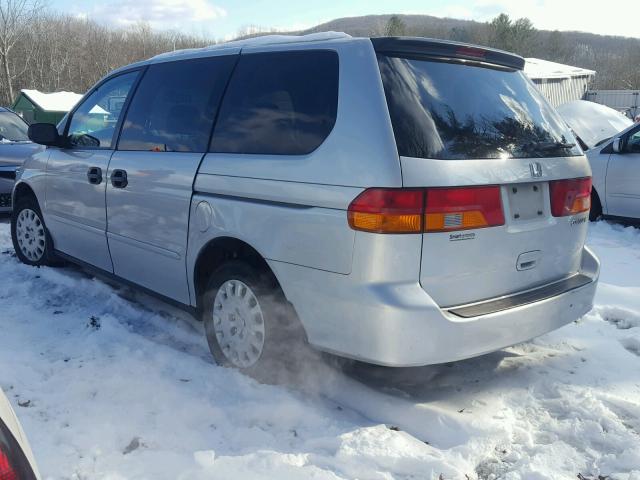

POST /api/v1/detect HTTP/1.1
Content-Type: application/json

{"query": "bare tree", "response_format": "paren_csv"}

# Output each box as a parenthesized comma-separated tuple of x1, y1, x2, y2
(0, 0, 44, 103)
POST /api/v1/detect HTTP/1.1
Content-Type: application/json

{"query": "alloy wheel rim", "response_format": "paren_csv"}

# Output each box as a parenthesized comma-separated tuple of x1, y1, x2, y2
(213, 279, 266, 368)
(16, 208, 46, 262)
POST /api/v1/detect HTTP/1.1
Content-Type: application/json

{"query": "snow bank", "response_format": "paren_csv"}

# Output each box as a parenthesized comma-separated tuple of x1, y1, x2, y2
(0, 217, 639, 479)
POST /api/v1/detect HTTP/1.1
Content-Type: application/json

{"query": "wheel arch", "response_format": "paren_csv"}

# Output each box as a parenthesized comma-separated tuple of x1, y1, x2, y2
(192, 236, 284, 309)
(12, 181, 38, 206)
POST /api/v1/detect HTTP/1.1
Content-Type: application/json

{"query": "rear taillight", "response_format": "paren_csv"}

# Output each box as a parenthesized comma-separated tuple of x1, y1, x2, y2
(347, 188, 423, 233)
(0, 448, 18, 480)
(348, 186, 504, 233)
(424, 186, 504, 232)
(550, 177, 592, 217)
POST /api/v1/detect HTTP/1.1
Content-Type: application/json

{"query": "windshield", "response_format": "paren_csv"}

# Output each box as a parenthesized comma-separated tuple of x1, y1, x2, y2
(378, 55, 582, 160)
(0, 111, 29, 142)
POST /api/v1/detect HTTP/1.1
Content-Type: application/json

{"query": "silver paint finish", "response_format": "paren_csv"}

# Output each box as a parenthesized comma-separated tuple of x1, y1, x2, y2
(268, 246, 599, 366)
(212, 279, 266, 368)
(106, 151, 203, 304)
(45, 148, 113, 271)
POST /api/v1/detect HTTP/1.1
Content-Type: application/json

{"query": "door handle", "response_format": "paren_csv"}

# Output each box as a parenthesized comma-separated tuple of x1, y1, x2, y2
(87, 167, 102, 185)
(110, 169, 128, 188)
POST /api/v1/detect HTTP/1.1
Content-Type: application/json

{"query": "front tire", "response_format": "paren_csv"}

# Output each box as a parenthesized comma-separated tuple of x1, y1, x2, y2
(202, 260, 304, 382)
(11, 196, 58, 267)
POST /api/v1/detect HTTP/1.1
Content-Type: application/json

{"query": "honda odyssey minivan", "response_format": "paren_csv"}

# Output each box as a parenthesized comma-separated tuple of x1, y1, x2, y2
(12, 33, 599, 377)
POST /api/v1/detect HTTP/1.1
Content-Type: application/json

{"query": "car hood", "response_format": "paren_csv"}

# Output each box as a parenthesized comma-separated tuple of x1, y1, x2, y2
(556, 100, 633, 150)
(0, 142, 44, 168)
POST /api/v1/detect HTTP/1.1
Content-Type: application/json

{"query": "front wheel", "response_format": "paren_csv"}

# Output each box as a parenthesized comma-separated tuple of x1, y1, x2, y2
(11, 196, 58, 267)
(201, 260, 305, 382)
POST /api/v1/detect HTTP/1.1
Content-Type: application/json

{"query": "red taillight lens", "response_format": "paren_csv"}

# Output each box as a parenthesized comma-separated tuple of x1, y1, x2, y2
(424, 186, 504, 232)
(348, 186, 505, 233)
(347, 188, 424, 233)
(549, 177, 592, 217)
(0, 448, 18, 480)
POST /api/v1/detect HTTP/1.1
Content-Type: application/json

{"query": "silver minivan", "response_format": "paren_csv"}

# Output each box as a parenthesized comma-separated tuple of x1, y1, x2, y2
(12, 33, 599, 377)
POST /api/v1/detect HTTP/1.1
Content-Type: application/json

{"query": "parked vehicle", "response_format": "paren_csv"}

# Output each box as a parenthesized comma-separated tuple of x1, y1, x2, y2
(0, 108, 44, 213)
(557, 100, 639, 221)
(0, 388, 40, 479)
(12, 33, 599, 377)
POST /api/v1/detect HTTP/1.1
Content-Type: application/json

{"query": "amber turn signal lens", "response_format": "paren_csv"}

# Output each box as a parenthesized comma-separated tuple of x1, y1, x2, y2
(549, 177, 592, 217)
(347, 189, 424, 233)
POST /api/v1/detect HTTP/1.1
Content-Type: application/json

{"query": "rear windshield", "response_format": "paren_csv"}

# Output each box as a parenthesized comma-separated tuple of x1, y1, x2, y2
(377, 55, 582, 160)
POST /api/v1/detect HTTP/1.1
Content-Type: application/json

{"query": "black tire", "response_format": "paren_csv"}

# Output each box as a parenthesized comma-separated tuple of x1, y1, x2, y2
(11, 195, 60, 267)
(201, 260, 306, 383)
(589, 189, 602, 222)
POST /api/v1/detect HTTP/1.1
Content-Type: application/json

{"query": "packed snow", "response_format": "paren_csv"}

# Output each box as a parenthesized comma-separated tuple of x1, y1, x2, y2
(0, 216, 639, 479)
(19, 90, 83, 112)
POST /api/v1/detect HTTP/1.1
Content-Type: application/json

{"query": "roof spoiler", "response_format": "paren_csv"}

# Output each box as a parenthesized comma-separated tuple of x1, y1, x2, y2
(370, 37, 525, 70)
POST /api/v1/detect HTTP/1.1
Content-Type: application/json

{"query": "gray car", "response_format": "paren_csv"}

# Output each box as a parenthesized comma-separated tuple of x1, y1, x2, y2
(0, 108, 43, 213)
(11, 33, 599, 377)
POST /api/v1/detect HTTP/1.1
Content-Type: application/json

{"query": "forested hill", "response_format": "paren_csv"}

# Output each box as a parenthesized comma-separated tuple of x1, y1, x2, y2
(298, 14, 640, 90)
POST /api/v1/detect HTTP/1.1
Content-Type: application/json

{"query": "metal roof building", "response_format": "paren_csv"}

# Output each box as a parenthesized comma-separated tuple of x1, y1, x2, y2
(524, 58, 596, 107)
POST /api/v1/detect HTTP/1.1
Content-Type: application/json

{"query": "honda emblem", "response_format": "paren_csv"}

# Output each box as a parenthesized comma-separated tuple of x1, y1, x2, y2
(530, 162, 543, 178)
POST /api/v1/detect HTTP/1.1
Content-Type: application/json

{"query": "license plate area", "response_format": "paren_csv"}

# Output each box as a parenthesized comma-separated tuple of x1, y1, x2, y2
(507, 182, 545, 221)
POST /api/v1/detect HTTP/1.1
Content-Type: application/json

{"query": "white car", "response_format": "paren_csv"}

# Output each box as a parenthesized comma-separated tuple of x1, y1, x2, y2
(0, 388, 39, 479)
(557, 100, 638, 221)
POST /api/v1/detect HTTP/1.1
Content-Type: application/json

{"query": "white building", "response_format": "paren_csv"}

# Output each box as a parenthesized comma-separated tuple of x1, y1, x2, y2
(524, 58, 596, 107)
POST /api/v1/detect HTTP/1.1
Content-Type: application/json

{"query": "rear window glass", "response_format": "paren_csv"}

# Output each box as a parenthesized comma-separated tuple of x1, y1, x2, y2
(210, 50, 338, 155)
(118, 56, 236, 153)
(378, 55, 582, 160)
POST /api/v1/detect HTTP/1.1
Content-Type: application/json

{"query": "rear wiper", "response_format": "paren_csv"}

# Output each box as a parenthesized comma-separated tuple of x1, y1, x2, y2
(536, 141, 576, 151)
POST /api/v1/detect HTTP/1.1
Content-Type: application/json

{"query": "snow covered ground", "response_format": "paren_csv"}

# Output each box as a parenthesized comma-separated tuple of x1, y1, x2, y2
(0, 216, 639, 480)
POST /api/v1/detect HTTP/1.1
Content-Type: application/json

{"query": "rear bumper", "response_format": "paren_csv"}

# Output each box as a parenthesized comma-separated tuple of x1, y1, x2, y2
(271, 246, 599, 367)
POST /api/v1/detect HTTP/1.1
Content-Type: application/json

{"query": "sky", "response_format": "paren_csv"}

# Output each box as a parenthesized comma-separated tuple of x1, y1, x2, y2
(50, 0, 639, 41)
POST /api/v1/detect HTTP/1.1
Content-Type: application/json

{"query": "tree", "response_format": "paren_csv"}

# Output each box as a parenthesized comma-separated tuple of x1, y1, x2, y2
(0, 0, 44, 104)
(385, 15, 406, 36)
(487, 13, 537, 56)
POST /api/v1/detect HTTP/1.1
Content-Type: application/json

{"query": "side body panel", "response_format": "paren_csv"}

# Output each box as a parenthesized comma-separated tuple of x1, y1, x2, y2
(45, 149, 113, 271)
(106, 151, 203, 304)
(604, 150, 640, 218)
(188, 39, 401, 306)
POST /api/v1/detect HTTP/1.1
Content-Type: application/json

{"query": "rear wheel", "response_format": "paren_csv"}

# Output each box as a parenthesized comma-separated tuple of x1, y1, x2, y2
(202, 260, 304, 382)
(589, 189, 602, 222)
(11, 196, 59, 267)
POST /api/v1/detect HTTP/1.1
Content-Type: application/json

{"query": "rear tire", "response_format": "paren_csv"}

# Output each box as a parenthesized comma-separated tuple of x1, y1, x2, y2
(201, 260, 305, 383)
(11, 195, 60, 267)
(589, 189, 602, 222)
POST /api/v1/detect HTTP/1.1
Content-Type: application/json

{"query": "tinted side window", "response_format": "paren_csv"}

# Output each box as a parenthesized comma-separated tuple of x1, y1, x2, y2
(118, 56, 236, 153)
(67, 71, 138, 149)
(210, 50, 339, 155)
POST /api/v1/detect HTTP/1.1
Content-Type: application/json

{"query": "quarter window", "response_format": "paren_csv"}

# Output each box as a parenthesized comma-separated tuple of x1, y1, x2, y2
(67, 71, 138, 149)
(118, 56, 236, 153)
(210, 50, 339, 155)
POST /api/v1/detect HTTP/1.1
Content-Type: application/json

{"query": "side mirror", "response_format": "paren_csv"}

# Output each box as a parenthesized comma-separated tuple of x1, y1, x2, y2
(612, 137, 622, 153)
(27, 123, 61, 147)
